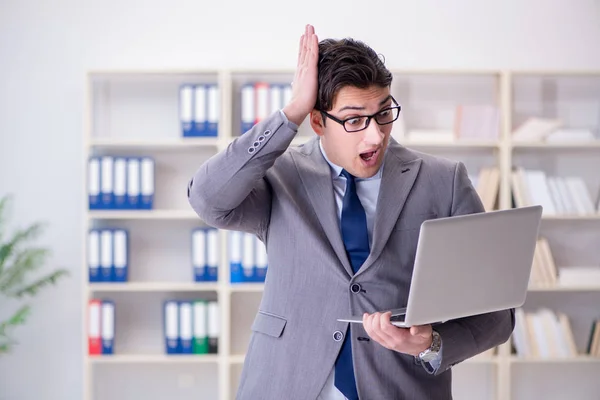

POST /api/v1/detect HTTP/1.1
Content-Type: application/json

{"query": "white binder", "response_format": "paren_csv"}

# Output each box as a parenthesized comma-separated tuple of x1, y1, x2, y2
(206, 228, 219, 281)
(100, 156, 114, 209)
(88, 229, 100, 282)
(207, 84, 219, 136)
(193, 85, 207, 136)
(101, 301, 115, 354)
(179, 301, 193, 354)
(112, 229, 128, 282)
(140, 157, 154, 209)
(192, 229, 207, 281)
(164, 300, 180, 354)
(99, 230, 113, 282)
(126, 158, 140, 209)
(180, 84, 194, 136)
(229, 231, 243, 283)
(113, 157, 127, 209)
(242, 232, 255, 280)
(88, 157, 101, 209)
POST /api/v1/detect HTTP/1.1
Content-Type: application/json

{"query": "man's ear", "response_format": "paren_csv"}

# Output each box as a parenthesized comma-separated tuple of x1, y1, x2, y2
(310, 110, 325, 136)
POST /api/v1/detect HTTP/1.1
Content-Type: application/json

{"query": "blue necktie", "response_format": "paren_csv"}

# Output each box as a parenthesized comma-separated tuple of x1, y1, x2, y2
(334, 169, 370, 400)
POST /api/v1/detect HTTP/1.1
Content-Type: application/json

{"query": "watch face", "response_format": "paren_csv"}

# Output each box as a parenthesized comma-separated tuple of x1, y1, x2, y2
(431, 332, 441, 352)
(419, 331, 441, 362)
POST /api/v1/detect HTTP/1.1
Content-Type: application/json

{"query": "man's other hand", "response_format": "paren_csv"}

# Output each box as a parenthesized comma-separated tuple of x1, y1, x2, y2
(362, 312, 433, 357)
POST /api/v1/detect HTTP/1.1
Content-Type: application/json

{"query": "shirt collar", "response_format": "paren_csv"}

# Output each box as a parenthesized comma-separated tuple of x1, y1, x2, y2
(318, 138, 384, 181)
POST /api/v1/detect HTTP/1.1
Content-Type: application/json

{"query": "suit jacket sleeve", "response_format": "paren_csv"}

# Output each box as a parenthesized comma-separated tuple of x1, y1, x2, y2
(187, 111, 298, 239)
(432, 161, 516, 374)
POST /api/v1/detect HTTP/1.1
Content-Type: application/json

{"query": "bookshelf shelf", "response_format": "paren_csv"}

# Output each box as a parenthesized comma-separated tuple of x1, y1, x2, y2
(509, 356, 600, 364)
(464, 356, 499, 365)
(88, 282, 220, 293)
(89, 137, 221, 149)
(400, 140, 500, 149)
(512, 141, 600, 150)
(222, 353, 511, 366)
(229, 355, 245, 365)
(88, 210, 199, 220)
(228, 284, 265, 293)
(540, 215, 600, 221)
(83, 68, 600, 400)
(528, 286, 600, 292)
(88, 354, 220, 364)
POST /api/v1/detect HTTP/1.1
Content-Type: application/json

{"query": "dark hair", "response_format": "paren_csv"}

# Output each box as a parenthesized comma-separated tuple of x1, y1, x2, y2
(316, 38, 393, 114)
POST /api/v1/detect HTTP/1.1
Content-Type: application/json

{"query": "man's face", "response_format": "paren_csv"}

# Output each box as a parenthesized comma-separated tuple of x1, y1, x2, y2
(311, 85, 395, 179)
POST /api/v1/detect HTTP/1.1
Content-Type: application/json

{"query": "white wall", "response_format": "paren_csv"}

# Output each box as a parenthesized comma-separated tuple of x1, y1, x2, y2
(0, 0, 599, 399)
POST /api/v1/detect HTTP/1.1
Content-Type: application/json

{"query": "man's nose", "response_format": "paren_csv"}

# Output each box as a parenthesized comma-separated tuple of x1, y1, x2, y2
(363, 119, 384, 144)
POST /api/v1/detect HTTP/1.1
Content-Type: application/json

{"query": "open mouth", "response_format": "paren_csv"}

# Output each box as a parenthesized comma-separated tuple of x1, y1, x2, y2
(360, 149, 378, 162)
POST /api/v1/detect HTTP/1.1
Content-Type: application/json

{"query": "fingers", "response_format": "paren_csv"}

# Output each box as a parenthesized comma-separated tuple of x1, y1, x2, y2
(283, 24, 318, 125)
(361, 313, 434, 356)
(299, 24, 317, 68)
(298, 25, 309, 67)
(362, 313, 383, 343)
(377, 312, 399, 344)
(410, 324, 433, 339)
(297, 34, 305, 68)
(308, 31, 319, 67)
(364, 313, 385, 344)
(363, 312, 401, 350)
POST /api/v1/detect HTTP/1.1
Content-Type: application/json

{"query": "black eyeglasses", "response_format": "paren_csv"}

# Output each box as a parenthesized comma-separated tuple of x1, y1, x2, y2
(319, 97, 402, 133)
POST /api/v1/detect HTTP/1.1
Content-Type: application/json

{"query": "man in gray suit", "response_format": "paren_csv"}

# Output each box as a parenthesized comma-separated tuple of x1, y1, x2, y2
(188, 24, 514, 400)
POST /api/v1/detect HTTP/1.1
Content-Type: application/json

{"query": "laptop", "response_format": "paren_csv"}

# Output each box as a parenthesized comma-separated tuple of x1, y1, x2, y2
(337, 205, 543, 328)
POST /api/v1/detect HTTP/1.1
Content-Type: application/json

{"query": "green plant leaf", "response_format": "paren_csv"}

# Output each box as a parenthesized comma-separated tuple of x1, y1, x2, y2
(0, 195, 68, 356)
(0, 305, 30, 337)
(0, 247, 51, 294)
(0, 342, 10, 354)
(0, 221, 46, 277)
(12, 269, 69, 298)
(0, 195, 13, 243)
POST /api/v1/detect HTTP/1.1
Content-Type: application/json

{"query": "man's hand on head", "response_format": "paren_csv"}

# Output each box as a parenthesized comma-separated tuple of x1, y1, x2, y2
(282, 24, 319, 127)
(362, 312, 433, 357)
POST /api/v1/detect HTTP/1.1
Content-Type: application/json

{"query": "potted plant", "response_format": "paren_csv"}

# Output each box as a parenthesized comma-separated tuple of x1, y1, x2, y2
(0, 194, 69, 353)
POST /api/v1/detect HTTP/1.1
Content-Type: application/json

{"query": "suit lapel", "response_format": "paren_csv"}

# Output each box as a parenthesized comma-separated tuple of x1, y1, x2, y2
(291, 140, 354, 278)
(356, 147, 422, 277)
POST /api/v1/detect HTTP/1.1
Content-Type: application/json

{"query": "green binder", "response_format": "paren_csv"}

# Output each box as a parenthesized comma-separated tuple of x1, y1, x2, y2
(193, 300, 209, 354)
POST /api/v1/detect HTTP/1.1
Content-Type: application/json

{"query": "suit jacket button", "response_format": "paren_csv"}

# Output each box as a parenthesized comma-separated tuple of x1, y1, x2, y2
(333, 331, 344, 342)
(350, 283, 361, 294)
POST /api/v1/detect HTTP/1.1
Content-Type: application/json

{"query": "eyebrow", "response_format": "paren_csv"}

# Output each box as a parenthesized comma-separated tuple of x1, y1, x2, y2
(337, 95, 393, 113)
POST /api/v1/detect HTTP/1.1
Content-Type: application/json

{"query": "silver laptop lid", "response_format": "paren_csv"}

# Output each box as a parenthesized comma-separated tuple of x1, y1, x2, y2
(404, 205, 542, 327)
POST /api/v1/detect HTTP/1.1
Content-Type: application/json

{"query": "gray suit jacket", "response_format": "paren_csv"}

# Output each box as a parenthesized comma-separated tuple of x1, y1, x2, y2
(187, 111, 515, 400)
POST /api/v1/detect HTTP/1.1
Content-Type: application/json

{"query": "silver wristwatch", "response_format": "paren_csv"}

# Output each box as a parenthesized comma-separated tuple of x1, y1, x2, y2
(418, 330, 442, 363)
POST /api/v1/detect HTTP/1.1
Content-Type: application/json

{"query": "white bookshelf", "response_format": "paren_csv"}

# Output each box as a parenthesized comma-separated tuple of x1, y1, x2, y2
(88, 282, 221, 292)
(83, 69, 600, 400)
(89, 354, 220, 364)
(89, 137, 221, 149)
(88, 210, 199, 220)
